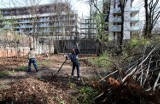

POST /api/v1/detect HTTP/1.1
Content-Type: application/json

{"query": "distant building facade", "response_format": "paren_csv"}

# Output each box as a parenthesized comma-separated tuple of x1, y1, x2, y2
(80, 18, 96, 39)
(0, 3, 81, 53)
(107, 0, 140, 40)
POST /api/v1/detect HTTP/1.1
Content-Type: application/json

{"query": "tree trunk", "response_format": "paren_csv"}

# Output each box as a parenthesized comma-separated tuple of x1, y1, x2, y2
(144, 0, 150, 38)
(143, 0, 160, 38)
(118, 1, 125, 54)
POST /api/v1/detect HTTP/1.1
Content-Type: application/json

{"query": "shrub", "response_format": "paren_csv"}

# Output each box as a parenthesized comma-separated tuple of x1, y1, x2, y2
(77, 86, 98, 104)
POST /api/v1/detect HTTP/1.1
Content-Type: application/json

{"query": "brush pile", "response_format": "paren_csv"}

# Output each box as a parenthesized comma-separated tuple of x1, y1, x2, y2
(94, 46, 160, 104)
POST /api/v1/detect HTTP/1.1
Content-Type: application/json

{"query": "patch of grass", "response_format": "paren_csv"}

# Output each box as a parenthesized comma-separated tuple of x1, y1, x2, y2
(37, 75, 43, 80)
(37, 61, 47, 66)
(59, 100, 65, 104)
(37, 61, 41, 66)
(42, 61, 47, 66)
(0, 71, 10, 77)
(14, 66, 28, 72)
(67, 82, 77, 89)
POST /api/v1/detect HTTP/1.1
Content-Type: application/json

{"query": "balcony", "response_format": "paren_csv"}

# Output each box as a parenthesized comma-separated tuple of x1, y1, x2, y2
(130, 26, 140, 32)
(113, 9, 121, 15)
(130, 17, 139, 23)
(130, 8, 139, 16)
(130, 8, 139, 13)
(112, 17, 122, 23)
(113, 8, 139, 16)
(110, 25, 121, 32)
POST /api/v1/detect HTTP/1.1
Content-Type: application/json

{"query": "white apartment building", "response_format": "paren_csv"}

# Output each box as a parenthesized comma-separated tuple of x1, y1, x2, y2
(80, 18, 97, 39)
(107, 0, 140, 40)
(0, 3, 81, 53)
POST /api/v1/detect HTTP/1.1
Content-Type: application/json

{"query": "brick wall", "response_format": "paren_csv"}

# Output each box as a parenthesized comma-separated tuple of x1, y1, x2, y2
(0, 47, 30, 57)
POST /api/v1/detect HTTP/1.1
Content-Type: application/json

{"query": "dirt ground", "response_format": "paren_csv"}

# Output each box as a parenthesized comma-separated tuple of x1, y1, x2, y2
(1, 55, 159, 104)
(0, 54, 100, 104)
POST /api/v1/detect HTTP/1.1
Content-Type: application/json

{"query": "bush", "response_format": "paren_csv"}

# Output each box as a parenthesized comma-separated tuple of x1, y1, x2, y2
(89, 52, 112, 69)
(77, 86, 98, 104)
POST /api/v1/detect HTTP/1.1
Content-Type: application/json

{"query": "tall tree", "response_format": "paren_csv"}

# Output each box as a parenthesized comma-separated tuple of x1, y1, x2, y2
(143, 0, 160, 38)
(90, 0, 111, 54)
(118, 0, 127, 53)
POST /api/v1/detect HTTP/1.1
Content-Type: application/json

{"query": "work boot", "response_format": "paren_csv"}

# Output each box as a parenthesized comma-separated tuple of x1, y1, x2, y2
(36, 70, 39, 72)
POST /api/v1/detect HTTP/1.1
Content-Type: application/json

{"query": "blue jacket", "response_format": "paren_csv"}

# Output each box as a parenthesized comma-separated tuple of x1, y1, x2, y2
(68, 53, 79, 64)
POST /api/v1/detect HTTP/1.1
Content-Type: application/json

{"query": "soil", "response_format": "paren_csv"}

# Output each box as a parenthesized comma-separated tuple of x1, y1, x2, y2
(0, 55, 159, 104)
(0, 54, 100, 104)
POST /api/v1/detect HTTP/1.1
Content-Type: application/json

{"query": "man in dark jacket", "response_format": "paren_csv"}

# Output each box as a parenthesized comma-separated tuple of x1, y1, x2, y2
(67, 48, 80, 80)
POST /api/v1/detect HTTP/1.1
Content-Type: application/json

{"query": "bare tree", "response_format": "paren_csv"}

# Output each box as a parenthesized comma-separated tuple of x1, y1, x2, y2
(143, 0, 160, 38)
(152, 21, 160, 35)
(48, 0, 73, 53)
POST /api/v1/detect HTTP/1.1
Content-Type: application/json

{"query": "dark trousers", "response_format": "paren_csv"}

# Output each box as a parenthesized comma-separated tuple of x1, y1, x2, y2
(28, 58, 38, 71)
(71, 62, 80, 78)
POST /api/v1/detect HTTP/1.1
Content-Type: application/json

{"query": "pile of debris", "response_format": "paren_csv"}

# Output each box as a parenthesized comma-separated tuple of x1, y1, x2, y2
(0, 78, 71, 104)
(94, 46, 160, 104)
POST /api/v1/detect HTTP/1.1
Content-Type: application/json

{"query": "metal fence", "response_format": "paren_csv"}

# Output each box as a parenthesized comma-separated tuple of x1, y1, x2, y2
(54, 38, 97, 54)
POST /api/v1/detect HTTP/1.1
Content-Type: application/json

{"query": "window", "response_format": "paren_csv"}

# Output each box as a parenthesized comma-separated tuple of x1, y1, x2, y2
(4, 11, 10, 15)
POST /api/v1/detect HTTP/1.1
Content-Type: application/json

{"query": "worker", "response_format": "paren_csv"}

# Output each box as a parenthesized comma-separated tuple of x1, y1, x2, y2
(27, 48, 38, 72)
(66, 48, 80, 80)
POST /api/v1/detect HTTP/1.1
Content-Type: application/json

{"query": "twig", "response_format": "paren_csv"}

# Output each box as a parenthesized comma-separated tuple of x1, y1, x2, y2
(143, 57, 152, 86)
(122, 66, 138, 83)
(125, 57, 142, 73)
(153, 70, 160, 91)
(140, 68, 145, 86)
(93, 67, 103, 79)
(93, 91, 105, 101)
(139, 47, 156, 66)
(98, 70, 118, 82)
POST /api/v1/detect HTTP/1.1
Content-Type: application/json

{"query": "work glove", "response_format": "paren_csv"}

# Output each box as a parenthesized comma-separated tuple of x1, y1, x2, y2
(28, 58, 30, 62)
(64, 54, 69, 60)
